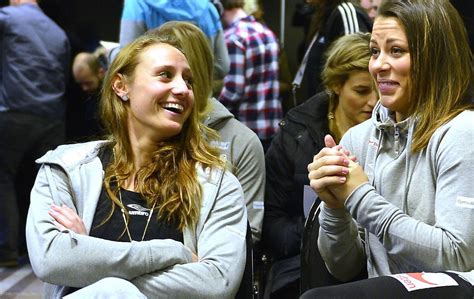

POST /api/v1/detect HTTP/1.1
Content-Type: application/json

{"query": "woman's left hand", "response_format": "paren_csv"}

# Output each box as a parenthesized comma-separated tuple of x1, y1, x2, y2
(48, 204, 87, 235)
(308, 135, 370, 207)
(328, 160, 369, 203)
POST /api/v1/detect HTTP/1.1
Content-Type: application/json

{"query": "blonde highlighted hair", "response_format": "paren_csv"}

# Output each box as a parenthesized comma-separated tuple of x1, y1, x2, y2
(322, 32, 373, 142)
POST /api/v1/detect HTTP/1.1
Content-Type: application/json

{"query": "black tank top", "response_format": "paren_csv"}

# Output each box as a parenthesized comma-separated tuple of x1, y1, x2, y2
(89, 145, 183, 243)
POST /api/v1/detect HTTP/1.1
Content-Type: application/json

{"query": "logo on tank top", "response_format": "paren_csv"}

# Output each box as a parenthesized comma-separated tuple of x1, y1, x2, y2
(126, 204, 151, 217)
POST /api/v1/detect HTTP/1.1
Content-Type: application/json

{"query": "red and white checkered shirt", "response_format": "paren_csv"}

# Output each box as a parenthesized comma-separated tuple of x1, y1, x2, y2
(219, 15, 282, 140)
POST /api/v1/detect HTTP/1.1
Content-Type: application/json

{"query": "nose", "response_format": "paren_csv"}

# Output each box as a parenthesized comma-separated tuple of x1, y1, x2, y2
(369, 52, 390, 75)
(171, 76, 190, 97)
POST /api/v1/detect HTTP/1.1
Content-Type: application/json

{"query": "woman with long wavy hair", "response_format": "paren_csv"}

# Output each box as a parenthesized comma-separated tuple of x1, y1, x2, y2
(26, 33, 247, 298)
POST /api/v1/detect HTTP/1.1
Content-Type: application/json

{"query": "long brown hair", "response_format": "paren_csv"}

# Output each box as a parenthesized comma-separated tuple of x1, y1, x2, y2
(99, 34, 224, 230)
(378, 0, 474, 152)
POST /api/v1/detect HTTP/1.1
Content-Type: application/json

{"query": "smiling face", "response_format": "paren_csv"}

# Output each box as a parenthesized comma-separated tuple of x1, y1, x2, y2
(335, 71, 377, 126)
(369, 16, 411, 121)
(113, 43, 194, 143)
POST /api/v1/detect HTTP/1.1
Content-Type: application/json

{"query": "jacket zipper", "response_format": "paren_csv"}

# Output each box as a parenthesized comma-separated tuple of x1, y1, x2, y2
(394, 125, 400, 155)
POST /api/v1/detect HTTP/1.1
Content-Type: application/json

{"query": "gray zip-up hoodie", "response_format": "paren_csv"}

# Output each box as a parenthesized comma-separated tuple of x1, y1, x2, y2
(205, 98, 265, 243)
(318, 102, 474, 285)
(26, 141, 247, 298)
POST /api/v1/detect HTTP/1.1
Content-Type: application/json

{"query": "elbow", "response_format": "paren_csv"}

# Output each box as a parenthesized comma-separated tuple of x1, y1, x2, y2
(202, 280, 237, 299)
(26, 231, 73, 284)
(192, 262, 243, 299)
(29, 256, 60, 283)
(204, 250, 246, 298)
(329, 265, 364, 282)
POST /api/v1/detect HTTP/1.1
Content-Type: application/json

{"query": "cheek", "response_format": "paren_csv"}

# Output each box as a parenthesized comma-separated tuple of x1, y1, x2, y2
(398, 59, 411, 83)
(189, 91, 195, 106)
(368, 58, 377, 76)
(187, 92, 195, 112)
(343, 93, 365, 111)
(130, 96, 155, 117)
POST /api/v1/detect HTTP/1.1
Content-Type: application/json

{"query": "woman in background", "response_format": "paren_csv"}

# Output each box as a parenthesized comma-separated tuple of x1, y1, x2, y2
(263, 32, 377, 298)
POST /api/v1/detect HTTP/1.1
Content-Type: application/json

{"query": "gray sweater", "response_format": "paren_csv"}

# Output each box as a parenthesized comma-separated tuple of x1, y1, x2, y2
(318, 102, 474, 285)
(205, 98, 265, 243)
(26, 141, 247, 298)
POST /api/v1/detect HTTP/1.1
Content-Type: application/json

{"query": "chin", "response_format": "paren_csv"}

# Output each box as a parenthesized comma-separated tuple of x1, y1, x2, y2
(379, 97, 396, 109)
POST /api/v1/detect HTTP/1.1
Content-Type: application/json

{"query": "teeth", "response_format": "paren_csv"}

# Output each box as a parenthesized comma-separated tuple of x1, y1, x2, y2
(162, 102, 184, 112)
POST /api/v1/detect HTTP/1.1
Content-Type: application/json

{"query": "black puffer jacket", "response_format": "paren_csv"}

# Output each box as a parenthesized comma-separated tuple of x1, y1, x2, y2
(263, 91, 329, 263)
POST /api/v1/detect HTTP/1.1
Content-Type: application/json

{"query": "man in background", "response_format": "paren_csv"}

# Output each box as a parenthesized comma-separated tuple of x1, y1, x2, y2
(219, 0, 282, 151)
(71, 48, 106, 139)
(0, 0, 70, 267)
(72, 49, 106, 95)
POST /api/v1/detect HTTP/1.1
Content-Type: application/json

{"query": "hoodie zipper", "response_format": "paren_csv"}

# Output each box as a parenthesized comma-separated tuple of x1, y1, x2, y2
(394, 125, 400, 155)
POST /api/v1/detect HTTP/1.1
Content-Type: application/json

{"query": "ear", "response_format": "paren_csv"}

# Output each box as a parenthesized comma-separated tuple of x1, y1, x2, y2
(332, 84, 342, 96)
(112, 74, 128, 98)
(97, 67, 106, 80)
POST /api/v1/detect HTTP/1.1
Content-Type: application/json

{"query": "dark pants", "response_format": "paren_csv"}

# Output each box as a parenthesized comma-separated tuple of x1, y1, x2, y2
(0, 111, 65, 263)
(300, 272, 473, 299)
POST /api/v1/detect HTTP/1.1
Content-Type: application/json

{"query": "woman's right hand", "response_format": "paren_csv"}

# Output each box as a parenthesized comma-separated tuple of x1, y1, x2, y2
(48, 203, 87, 235)
(308, 135, 351, 209)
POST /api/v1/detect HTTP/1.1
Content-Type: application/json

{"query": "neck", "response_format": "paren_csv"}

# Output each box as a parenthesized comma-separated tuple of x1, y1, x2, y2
(11, 0, 37, 5)
(124, 136, 157, 191)
(333, 104, 353, 137)
(126, 121, 164, 172)
(224, 8, 247, 26)
(395, 111, 407, 123)
(131, 142, 154, 171)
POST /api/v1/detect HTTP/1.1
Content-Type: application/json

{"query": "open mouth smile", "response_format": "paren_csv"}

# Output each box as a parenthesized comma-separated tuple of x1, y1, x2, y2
(161, 102, 184, 114)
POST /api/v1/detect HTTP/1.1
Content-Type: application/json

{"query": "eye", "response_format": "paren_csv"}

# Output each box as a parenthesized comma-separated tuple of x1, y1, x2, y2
(158, 71, 171, 79)
(370, 47, 380, 58)
(391, 47, 405, 57)
(354, 87, 372, 96)
(184, 77, 193, 89)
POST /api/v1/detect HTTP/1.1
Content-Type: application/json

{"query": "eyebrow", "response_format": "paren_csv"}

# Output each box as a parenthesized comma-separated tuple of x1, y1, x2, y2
(370, 37, 406, 44)
(152, 64, 191, 71)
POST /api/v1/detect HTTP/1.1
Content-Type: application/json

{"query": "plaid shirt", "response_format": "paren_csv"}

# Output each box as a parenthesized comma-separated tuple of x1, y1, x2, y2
(219, 15, 282, 140)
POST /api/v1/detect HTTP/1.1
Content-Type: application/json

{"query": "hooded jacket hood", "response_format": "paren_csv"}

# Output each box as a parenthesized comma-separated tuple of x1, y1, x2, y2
(371, 102, 411, 135)
(370, 101, 413, 157)
(204, 97, 234, 128)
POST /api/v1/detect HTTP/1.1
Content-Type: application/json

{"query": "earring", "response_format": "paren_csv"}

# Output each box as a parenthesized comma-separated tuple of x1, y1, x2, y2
(120, 94, 129, 101)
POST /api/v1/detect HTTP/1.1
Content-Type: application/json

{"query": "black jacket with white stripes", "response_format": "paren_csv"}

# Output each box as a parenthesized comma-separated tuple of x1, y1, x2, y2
(306, 2, 372, 98)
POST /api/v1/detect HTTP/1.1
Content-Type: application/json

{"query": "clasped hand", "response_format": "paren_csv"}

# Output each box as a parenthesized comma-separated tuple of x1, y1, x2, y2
(307, 135, 368, 209)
